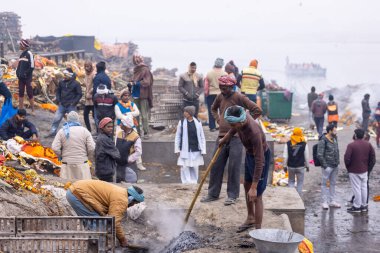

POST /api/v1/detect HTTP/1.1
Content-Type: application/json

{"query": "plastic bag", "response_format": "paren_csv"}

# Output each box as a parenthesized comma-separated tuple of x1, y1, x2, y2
(0, 99, 17, 127)
(127, 202, 146, 220)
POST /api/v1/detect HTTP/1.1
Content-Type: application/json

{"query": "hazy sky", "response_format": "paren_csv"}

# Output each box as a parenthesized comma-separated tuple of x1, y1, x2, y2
(2, 0, 380, 43)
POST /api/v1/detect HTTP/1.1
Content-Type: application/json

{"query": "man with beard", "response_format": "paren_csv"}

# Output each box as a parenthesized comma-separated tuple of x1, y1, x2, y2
(46, 68, 82, 137)
(0, 109, 38, 141)
(317, 124, 341, 210)
(178, 62, 204, 117)
(130, 54, 153, 139)
(201, 75, 262, 206)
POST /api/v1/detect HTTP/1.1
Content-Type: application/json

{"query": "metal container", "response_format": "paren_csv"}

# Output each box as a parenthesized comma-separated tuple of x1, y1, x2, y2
(249, 229, 304, 253)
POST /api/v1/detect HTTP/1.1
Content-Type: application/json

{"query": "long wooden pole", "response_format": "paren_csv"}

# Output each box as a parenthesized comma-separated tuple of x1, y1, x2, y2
(184, 145, 223, 224)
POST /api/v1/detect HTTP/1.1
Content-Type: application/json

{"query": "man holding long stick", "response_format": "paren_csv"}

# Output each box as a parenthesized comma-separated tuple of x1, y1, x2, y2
(201, 75, 262, 206)
(220, 105, 271, 233)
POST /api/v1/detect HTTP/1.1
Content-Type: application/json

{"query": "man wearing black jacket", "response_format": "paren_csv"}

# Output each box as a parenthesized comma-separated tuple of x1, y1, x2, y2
(95, 117, 120, 182)
(361, 94, 371, 131)
(178, 62, 203, 117)
(16, 39, 35, 113)
(92, 61, 112, 96)
(0, 109, 38, 141)
(93, 85, 118, 127)
(46, 68, 82, 137)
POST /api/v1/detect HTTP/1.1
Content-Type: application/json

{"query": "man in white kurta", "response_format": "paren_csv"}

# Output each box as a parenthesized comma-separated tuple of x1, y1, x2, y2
(175, 106, 206, 184)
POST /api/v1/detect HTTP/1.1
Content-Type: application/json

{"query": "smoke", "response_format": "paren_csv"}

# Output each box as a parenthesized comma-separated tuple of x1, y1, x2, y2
(288, 82, 379, 120)
(144, 204, 195, 251)
(325, 83, 379, 120)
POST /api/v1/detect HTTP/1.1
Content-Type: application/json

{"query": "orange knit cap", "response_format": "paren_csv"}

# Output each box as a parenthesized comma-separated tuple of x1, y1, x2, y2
(249, 59, 258, 68)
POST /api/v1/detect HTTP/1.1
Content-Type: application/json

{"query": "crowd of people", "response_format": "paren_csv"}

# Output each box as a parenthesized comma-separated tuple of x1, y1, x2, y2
(0, 39, 379, 246)
(306, 87, 378, 213)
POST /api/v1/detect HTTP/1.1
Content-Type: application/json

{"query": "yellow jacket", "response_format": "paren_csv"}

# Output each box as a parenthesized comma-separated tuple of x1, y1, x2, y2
(69, 180, 129, 243)
(241, 67, 262, 94)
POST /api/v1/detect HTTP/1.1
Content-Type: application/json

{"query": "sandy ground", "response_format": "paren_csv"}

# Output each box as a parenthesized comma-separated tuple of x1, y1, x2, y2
(1, 108, 293, 253)
(122, 184, 290, 253)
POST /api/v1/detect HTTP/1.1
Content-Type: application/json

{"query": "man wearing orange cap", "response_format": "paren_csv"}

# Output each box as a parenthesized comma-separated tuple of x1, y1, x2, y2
(283, 127, 309, 195)
(95, 117, 120, 182)
(238, 59, 265, 103)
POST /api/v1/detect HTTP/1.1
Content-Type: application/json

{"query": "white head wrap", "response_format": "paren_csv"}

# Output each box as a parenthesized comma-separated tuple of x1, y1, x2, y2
(121, 116, 134, 128)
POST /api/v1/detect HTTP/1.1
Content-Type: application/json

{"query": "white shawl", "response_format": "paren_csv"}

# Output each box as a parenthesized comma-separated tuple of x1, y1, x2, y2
(174, 118, 206, 159)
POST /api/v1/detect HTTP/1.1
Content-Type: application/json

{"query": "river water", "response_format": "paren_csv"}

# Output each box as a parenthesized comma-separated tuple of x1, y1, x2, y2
(138, 40, 380, 92)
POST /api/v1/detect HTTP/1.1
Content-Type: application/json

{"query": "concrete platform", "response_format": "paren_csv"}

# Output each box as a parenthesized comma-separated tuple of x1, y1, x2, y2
(264, 186, 305, 235)
(142, 127, 275, 171)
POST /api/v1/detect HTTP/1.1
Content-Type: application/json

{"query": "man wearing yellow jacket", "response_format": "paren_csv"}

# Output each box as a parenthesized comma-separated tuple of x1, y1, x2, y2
(238, 59, 265, 103)
(66, 180, 144, 247)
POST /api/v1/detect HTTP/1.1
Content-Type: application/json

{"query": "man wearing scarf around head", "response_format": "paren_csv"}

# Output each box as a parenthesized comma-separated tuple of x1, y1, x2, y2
(115, 116, 142, 183)
(46, 68, 82, 137)
(66, 180, 145, 247)
(201, 75, 262, 206)
(52, 111, 95, 180)
(178, 62, 204, 117)
(283, 127, 309, 195)
(220, 105, 270, 233)
(115, 89, 146, 171)
(130, 54, 153, 139)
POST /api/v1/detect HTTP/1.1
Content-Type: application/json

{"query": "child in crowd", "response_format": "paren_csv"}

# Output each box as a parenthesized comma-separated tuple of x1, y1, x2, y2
(175, 106, 206, 184)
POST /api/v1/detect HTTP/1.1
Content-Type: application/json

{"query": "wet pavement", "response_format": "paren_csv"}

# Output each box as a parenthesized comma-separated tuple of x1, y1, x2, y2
(287, 113, 380, 253)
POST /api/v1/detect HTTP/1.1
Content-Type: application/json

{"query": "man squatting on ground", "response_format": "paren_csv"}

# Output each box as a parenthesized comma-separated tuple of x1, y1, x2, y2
(220, 105, 271, 232)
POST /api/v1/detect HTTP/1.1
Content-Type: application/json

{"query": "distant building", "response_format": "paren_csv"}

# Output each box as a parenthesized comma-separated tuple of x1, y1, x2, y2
(0, 12, 22, 53)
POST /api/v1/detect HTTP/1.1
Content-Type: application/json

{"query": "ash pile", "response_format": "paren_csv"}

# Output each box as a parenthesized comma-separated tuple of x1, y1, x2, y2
(159, 231, 204, 253)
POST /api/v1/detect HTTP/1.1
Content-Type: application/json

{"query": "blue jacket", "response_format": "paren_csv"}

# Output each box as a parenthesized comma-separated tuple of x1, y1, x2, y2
(93, 71, 112, 96)
(131, 81, 141, 99)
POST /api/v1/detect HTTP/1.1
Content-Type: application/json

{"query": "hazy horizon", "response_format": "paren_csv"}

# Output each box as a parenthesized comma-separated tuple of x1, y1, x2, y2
(2, 0, 380, 44)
